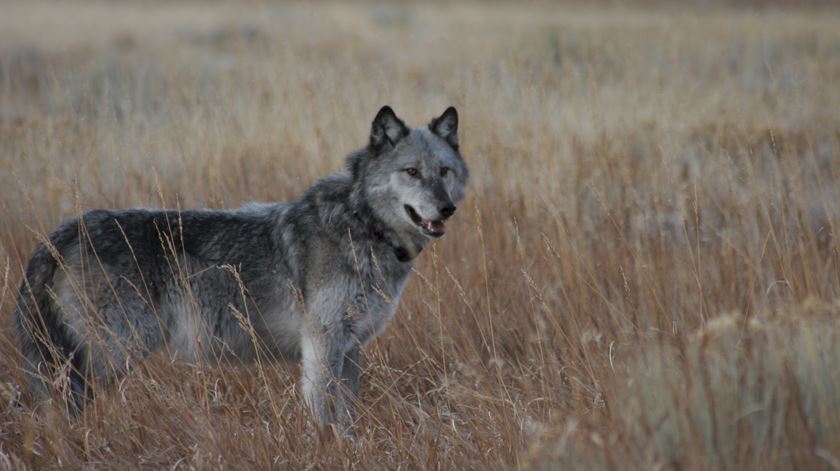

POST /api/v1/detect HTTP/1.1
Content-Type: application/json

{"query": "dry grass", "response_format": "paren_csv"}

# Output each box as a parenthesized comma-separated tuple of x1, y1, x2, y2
(1, 2, 839, 469)
(526, 300, 840, 470)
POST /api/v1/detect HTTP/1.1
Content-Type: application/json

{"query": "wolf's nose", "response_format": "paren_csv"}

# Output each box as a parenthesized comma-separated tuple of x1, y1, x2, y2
(440, 205, 456, 218)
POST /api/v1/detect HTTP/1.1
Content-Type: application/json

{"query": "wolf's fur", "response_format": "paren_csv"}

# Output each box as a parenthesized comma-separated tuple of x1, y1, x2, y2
(13, 106, 468, 434)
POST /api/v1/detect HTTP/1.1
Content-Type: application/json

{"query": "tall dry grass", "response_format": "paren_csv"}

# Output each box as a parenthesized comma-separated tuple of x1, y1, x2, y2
(0, 2, 839, 469)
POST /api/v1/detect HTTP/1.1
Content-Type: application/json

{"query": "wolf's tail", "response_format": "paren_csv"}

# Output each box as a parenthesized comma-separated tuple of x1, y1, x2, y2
(14, 223, 89, 415)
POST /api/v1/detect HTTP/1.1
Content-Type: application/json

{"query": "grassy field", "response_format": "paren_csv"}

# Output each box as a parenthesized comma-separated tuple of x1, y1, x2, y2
(1, 2, 839, 469)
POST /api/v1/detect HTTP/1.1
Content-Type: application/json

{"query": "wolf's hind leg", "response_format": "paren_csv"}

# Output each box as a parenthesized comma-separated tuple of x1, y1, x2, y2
(17, 335, 53, 406)
(85, 320, 163, 387)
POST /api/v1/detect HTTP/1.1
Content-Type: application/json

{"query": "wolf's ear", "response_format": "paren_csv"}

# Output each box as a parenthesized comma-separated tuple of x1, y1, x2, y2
(429, 106, 458, 149)
(370, 106, 408, 149)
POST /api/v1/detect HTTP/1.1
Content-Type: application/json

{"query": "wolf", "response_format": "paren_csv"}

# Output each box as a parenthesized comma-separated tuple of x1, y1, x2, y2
(13, 105, 468, 435)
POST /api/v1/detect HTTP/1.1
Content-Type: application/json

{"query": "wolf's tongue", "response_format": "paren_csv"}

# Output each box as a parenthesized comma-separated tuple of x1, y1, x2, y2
(428, 220, 446, 233)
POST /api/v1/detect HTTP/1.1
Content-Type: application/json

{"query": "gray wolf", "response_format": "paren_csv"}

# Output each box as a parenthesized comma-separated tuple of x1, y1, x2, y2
(13, 106, 468, 435)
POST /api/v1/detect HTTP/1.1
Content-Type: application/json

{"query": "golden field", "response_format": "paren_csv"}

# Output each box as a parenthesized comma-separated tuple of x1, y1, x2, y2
(1, 2, 839, 469)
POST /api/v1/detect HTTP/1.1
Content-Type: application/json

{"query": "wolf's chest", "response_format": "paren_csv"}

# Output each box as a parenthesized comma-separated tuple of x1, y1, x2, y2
(345, 262, 412, 345)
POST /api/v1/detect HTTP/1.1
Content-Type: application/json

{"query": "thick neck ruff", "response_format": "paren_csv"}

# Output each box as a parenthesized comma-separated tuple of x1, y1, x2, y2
(304, 151, 427, 264)
(339, 161, 425, 263)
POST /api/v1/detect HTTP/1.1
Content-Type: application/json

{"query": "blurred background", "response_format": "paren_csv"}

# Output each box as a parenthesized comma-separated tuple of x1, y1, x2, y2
(1, 1, 839, 469)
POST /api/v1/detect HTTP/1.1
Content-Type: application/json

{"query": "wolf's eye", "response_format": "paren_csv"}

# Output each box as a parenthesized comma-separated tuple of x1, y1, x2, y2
(405, 168, 420, 178)
(440, 166, 450, 177)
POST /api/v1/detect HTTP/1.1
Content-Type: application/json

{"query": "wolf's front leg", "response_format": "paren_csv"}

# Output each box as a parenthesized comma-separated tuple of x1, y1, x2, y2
(333, 344, 362, 435)
(299, 324, 347, 435)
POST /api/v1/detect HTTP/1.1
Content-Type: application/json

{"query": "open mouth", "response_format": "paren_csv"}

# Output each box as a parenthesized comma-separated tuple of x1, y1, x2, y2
(404, 205, 446, 238)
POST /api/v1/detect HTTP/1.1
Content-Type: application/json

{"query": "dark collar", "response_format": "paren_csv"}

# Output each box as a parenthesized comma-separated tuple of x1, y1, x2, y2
(365, 223, 421, 262)
(352, 211, 421, 263)
(378, 232, 421, 262)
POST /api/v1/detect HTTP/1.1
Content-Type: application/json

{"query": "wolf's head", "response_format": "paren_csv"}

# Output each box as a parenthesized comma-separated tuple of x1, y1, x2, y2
(348, 106, 469, 254)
